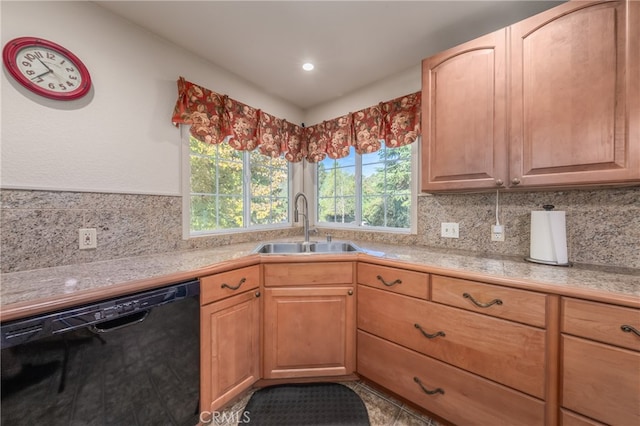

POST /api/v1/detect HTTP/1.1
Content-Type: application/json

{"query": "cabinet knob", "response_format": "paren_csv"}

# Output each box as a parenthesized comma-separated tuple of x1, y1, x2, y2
(511, 177, 521, 185)
(495, 179, 504, 186)
(348, 289, 353, 296)
(255, 291, 261, 298)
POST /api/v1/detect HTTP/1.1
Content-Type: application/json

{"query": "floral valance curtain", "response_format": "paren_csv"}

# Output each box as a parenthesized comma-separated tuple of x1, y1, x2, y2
(172, 77, 420, 163)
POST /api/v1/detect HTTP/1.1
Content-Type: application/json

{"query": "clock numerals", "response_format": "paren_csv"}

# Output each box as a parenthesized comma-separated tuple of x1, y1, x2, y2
(4, 37, 91, 100)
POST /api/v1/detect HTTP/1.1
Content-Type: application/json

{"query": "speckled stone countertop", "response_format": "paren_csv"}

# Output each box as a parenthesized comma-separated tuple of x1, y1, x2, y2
(1, 239, 638, 321)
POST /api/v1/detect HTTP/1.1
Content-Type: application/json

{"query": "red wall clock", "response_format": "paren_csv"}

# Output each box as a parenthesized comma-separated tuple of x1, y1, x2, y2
(3, 37, 91, 101)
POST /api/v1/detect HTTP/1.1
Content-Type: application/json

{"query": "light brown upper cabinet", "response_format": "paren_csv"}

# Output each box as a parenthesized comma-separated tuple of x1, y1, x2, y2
(422, 28, 508, 191)
(421, 0, 639, 192)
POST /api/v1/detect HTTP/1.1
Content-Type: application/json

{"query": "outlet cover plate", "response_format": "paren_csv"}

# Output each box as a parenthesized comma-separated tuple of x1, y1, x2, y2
(79, 228, 97, 249)
(441, 222, 459, 238)
(491, 225, 505, 242)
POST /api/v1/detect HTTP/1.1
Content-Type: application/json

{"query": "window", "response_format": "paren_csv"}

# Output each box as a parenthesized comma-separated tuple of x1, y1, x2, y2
(188, 135, 290, 234)
(316, 141, 416, 230)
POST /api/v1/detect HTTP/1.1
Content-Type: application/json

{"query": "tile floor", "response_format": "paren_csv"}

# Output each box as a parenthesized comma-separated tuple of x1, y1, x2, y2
(210, 380, 440, 426)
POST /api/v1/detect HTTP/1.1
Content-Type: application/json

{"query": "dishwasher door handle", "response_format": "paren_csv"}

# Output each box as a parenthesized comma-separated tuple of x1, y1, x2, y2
(89, 310, 150, 333)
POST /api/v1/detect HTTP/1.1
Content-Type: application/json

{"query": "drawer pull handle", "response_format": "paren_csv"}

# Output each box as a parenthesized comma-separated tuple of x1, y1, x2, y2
(377, 275, 402, 287)
(414, 323, 445, 339)
(221, 277, 246, 291)
(255, 291, 261, 298)
(621, 325, 640, 337)
(413, 377, 444, 395)
(463, 293, 503, 308)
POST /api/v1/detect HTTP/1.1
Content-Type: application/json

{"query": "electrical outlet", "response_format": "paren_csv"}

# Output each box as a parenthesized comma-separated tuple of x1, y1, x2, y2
(491, 224, 505, 242)
(441, 222, 459, 238)
(79, 228, 97, 249)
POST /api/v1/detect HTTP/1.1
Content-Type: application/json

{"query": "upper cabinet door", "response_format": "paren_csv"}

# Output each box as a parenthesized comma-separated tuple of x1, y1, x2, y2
(510, 0, 639, 188)
(421, 29, 508, 191)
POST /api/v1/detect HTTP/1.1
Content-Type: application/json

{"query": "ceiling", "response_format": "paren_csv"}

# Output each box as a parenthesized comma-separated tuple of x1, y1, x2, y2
(95, 1, 564, 110)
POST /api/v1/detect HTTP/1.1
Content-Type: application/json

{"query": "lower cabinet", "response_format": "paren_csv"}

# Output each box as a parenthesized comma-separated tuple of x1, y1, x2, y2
(560, 297, 640, 425)
(358, 331, 545, 425)
(263, 285, 356, 379)
(200, 267, 261, 415)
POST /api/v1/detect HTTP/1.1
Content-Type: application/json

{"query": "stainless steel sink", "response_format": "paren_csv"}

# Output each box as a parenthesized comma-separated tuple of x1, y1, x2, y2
(308, 242, 360, 253)
(253, 242, 307, 254)
(253, 241, 361, 254)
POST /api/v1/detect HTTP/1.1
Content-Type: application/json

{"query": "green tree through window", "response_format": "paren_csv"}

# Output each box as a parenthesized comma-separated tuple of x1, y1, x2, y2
(317, 142, 412, 229)
(189, 136, 289, 233)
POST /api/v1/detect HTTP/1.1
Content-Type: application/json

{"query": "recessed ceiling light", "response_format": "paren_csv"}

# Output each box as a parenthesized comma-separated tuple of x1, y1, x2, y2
(302, 63, 314, 71)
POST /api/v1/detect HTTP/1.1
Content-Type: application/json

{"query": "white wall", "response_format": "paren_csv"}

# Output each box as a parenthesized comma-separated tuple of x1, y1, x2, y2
(1, 1, 303, 195)
(303, 66, 421, 126)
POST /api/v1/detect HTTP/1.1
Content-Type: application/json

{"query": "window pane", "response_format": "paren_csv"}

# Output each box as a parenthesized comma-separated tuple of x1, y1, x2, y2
(386, 194, 411, 228)
(317, 140, 413, 230)
(249, 150, 289, 227)
(190, 195, 217, 232)
(318, 155, 356, 224)
(218, 195, 243, 228)
(191, 156, 216, 194)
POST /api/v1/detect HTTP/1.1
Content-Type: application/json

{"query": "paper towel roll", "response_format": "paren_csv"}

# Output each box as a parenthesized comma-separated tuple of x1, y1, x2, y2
(529, 210, 569, 265)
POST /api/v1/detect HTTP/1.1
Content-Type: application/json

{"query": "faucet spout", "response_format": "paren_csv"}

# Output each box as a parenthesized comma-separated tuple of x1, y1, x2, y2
(294, 192, 310, 243)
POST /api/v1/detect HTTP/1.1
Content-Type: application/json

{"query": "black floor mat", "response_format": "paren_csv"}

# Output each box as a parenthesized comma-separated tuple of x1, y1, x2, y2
(241, 382, 370, 425)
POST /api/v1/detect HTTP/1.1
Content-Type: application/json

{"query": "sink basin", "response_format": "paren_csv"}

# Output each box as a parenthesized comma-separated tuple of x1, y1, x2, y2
(253, 241, 361, 254)
(253, 242, 307, 254)
(308, 242, 360, 253)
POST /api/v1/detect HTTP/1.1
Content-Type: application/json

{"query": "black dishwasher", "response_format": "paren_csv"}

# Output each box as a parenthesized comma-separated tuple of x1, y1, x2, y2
(0, 279, 200, 426)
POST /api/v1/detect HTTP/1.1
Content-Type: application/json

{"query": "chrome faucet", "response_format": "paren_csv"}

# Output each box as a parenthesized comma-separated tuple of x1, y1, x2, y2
(294, 192, 310, 243)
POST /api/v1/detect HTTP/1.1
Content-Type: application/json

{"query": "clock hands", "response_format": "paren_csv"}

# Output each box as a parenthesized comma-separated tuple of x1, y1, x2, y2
(37, 58, 52, 72)
(31, 69, 53, 80)
(31, 58, 54, 80)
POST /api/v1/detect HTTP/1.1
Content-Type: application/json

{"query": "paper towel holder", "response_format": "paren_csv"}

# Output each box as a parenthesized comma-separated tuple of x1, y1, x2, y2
(525, 204, 572, 267)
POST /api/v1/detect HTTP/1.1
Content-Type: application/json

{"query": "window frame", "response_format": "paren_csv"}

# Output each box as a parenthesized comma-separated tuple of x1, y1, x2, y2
(181, 125, 299, 239)
(310, 138, 420, 234)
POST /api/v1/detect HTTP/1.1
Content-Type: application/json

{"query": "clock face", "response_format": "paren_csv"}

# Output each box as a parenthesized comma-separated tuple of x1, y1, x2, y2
(3, 37, 91, 100)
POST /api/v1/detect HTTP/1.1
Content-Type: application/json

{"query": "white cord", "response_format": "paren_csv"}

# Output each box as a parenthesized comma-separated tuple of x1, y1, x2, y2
(495, 190, 500, 226)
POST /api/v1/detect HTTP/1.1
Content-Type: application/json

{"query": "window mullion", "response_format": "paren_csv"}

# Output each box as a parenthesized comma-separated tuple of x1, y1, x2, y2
(355, 152, 362, 226)
(243, 151, 251, 228)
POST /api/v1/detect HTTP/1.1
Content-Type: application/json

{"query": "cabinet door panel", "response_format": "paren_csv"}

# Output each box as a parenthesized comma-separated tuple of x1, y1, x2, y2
(510, 0, 639, 187)
(200, 291, 260, 413)
(263, 286, 355, 378)
(562, 335, 640, 425)
(421, 28, 507, 191)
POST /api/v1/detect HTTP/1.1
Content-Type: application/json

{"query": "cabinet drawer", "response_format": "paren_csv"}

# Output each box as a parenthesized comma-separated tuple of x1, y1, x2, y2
(432, 275, 546, 327)
(357, 331, 545, 426)
(200, 265, 259, 305)
(562, 297, 640, 351)
(358, 262, 429, 299)
(560, 409, 605, 426)
(263, 262, 353, 286)
(357, 285, 546, 398)
(562, 335, 640, 426)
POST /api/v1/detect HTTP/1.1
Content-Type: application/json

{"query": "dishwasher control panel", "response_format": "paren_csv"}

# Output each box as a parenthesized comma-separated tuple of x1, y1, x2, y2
(1, 279, 199, 348)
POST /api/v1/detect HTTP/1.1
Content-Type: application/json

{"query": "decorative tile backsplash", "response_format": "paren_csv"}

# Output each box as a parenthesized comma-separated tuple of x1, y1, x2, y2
(1, 187, 638, 273)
